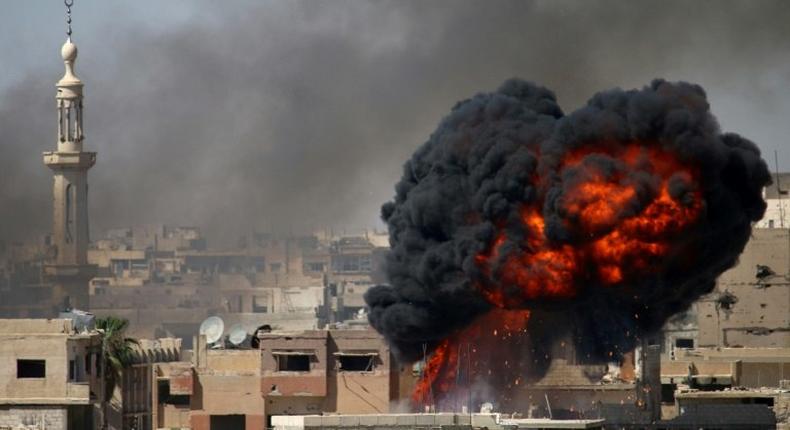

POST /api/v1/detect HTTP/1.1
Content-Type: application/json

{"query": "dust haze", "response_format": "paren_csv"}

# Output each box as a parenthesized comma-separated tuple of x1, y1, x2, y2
(1, 0, 789, 245)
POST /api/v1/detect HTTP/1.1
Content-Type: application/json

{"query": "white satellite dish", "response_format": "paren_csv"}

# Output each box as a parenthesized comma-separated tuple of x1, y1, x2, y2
(228, 324, 248, 347)
(199, 316, 225, 344)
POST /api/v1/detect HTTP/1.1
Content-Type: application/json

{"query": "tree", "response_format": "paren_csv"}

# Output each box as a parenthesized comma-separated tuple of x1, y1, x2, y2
(96, 316, 139, 429)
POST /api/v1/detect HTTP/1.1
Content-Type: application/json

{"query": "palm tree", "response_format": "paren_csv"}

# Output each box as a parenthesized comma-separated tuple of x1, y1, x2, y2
(96, 316, 139, 430)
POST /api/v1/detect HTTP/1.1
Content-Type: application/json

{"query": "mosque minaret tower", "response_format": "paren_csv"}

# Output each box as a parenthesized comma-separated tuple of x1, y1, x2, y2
(42, 4, 96, 312)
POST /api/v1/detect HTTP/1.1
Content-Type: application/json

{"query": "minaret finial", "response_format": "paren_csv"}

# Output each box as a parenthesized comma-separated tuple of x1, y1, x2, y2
(65, 0, 74, 40)
(59, 0, 80, 85)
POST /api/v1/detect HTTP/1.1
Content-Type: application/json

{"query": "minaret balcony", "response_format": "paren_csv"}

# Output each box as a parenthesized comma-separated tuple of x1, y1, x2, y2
(43, 151, 96, 169)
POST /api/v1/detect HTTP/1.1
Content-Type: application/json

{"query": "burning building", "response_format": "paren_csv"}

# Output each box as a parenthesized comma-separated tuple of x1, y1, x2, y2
(365, 79, 771, 414)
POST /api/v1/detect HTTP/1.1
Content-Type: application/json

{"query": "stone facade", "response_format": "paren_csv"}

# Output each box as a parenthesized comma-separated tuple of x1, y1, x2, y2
(0, 406, 67, 430)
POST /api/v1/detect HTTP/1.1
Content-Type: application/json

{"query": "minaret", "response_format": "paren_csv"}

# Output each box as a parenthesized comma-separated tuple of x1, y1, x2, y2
(42, 15, 96, 312)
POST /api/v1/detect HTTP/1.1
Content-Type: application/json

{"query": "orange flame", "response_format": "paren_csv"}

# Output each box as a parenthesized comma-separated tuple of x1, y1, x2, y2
(412, 143, 704, 408)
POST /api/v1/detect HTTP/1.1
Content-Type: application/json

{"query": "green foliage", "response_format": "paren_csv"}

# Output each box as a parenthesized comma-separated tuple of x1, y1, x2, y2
(96, 316, 139, 401)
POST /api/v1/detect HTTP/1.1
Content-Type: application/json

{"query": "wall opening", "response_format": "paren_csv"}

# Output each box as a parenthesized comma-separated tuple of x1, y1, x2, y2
(276, 354, 310, 372)
(65, 183, 73, 243)
(17, 359, 46, 378)
(675, 338, 694, 349)
(210, 414, 245, 429)
(661, 384, 677, 403)
(337, 354, 376, 372)
(159, 379, 192, 406)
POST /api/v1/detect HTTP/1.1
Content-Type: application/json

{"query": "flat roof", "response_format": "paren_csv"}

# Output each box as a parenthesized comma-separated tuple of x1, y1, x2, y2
(504, 418, 606, 429)
(676, 390, 788, 398)
(271, 413, 606, 429)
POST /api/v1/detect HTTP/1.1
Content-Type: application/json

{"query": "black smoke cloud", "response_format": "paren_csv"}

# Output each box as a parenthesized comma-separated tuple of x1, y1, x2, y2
(2, 1, 790, 245)
(365, 79, 771, 363)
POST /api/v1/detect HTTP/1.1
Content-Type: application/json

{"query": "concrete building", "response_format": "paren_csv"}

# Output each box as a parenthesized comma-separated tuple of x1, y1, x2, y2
(755, 172, 790, 229)
(669, 389, 788, 429)
(259, 328, 396, 428)
(0, 319, 103, 429)
(657, 205, 790, 427)
(86, 326, 398, 430)
(271, 413, 606, 430)
(111, 338, 186, 430)
(697, 228, 790, 349)
(42, 33, 97, 313)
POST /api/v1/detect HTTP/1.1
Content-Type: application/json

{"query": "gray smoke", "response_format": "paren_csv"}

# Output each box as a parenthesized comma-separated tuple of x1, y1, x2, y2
(1, 0, 789, 245)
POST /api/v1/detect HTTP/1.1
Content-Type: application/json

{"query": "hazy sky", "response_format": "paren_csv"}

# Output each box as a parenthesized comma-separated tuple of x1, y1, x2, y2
(1, 1, 789, 246)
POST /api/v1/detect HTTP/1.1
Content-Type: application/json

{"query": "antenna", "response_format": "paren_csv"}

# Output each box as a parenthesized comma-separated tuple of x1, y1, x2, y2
(64, 0, 74, 39)
(228, 324, 248, 347)
(199, 316, 224, 345)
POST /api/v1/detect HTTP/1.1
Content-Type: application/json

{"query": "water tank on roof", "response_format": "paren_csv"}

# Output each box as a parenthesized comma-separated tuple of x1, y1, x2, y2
(60, 309, 96, 332)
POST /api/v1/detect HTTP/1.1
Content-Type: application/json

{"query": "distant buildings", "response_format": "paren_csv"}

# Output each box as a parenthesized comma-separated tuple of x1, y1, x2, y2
(82, 226, 388, 345)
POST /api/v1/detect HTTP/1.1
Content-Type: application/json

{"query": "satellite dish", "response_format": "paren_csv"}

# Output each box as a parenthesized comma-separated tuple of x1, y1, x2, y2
(199, 316, 224, 344)
(228, 324, 248, 347)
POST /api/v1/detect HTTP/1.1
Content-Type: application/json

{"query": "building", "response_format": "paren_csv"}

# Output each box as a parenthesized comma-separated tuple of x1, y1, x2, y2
(755, 172, 790, 229)
(258, 327, 396, 427)
(0, 318, 103, 430)
(187, 335, 267, 430)
(89, 326, 398, 430)
(85, 230, 388, 345)
(42, 32, 97, 313)
(697, 228, 790, 349)
(666, 389, 788, 429)
(271, 414, 606, 430)
(398, 339, 662, 428)
(658, 205, 790, 427)
(0, 27, 99, 319)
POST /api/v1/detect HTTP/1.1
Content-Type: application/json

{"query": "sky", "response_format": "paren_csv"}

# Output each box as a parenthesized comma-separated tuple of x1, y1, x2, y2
(1, 0, 790, 246)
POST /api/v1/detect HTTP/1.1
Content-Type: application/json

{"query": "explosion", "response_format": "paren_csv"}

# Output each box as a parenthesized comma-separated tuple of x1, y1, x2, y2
(365, 79, 771, 410)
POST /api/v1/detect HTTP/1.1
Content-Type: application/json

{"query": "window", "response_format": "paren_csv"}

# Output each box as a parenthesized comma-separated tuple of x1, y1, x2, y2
(168, 394, 191, 406)
(65, 184, 73, 243)
(252, 296, 268, 313)
(69, 359, 76, 381)
(270, 262, 282, 273)
(17, 359, 46, 378)
(675, 338, 694, 349)
(85, 354, 92, 375)
(305, 262, 325, 272)
(158, 380, 191, 406)
(275, 354, 311, 371)
(331, 255, 372, 273)
(337, 354, 377, 372)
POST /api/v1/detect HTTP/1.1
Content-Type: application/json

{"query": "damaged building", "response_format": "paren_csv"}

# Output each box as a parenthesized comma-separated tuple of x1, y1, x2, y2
(658, 198, 790, 428)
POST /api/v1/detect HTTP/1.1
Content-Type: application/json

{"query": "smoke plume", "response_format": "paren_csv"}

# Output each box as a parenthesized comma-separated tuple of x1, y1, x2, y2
(2, 1, 790, 245)
(365, 79, 771, 406)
